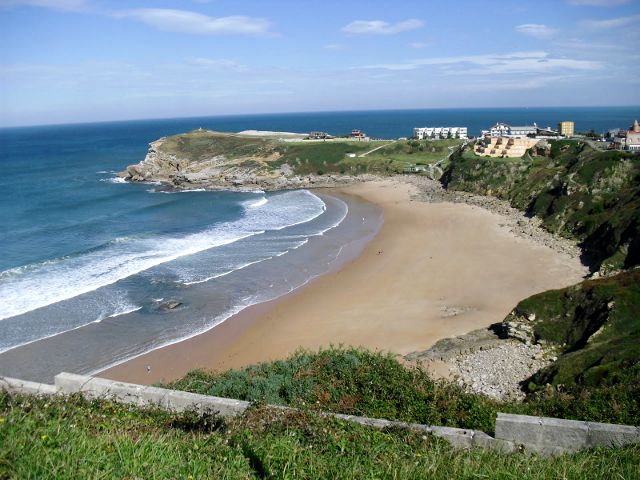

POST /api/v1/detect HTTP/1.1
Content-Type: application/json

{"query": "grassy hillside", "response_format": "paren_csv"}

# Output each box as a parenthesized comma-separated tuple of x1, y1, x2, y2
(269, 141, 375, 175)
(164, 346, 639, 428)
(158, 130, 279, 162)
(442, 141, 640, 272)
(165, 347, 498, 431)
(3, 392, 638, 479)
(156, 130, 460, 177)
(508, 270, 640, 390)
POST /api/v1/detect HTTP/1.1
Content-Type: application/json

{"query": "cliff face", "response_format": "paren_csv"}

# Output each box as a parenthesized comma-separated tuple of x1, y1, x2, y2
(124, 138, 180, 182)
(502, 270, 640, 391)
(442, 141, 640, 273)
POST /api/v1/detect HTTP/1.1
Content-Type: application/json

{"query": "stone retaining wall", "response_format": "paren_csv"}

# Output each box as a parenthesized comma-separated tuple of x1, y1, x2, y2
(2, 373, 638, 456)
(496, 412, 640, 455)
(54, 373, 250, 418)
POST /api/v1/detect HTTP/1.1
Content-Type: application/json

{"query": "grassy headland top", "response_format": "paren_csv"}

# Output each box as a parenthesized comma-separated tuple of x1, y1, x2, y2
(120, 129, 464, 189)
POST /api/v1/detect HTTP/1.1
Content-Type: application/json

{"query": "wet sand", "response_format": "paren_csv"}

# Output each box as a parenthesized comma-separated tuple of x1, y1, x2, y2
(103, 180, 587, 385)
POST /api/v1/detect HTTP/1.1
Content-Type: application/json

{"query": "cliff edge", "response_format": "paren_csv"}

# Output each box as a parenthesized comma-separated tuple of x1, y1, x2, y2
(119, 129, 369, 191)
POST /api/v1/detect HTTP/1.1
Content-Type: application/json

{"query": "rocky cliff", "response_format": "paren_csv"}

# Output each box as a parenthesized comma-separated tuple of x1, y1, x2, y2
(503, 269, 640, 391)
(119, 130, 365, 191)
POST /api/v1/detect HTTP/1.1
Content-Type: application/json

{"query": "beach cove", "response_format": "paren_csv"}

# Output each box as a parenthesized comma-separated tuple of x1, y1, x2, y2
(104, 178, 587, 385)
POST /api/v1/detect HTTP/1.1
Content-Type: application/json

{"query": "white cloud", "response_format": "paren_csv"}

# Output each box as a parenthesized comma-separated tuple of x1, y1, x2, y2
(342, 19, 423, 35)
(0, 0, 87, 11)
(115, 8, 272, 35)
(324, 43, 345, 50)
(187, 57, 247, 71)
(516, 24, 557, 39)
(355, 51, 602, 75)
(568, 0, 631, 5)
(459, 74, 581, 92)
(580, 14, 640, 29)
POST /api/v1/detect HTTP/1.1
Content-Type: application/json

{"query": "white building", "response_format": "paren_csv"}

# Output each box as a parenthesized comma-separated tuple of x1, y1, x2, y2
(413, 126, 468, 140)
(487, 123, 537, 138)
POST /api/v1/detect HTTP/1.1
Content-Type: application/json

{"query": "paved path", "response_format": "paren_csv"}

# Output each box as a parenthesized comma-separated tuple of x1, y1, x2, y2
(358, 141, 396, 157)
(426, 141, 471, 179)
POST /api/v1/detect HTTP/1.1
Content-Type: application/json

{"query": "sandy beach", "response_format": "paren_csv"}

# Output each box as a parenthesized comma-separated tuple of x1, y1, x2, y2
(103, 180, 587, 385)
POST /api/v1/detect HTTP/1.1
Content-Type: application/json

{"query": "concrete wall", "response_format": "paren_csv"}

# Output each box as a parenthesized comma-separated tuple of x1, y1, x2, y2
(2, 373, 638, 456)
(495, 413, 640, 455)
(54, 373, 250, 418)
(0, 376, 57, 396)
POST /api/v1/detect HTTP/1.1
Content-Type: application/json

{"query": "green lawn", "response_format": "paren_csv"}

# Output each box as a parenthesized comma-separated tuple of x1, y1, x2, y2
(367, 138, 464, 164)
(159, 130, 278, 163)
(270, 141, 378, 175)
(2, 392, 638, 479)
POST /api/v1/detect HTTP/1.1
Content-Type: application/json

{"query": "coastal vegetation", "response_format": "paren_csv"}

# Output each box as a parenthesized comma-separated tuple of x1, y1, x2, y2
(511, 270, 640, 393)
(164, 345, 639, 428)
(439, 139, 640, 423)
(156, 130, 462, 173)
(166, 347, 498, 431)
(122, 130, 462, 187)
(270, 138, 463, 175)
(3, 352, 640, 479)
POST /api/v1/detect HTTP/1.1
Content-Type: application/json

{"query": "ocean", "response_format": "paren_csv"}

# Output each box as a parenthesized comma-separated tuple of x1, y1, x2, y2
(0, 107, 637, 381)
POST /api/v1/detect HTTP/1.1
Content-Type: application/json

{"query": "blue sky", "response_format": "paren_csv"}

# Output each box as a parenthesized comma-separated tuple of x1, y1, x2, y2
(1, 0, 639, 126)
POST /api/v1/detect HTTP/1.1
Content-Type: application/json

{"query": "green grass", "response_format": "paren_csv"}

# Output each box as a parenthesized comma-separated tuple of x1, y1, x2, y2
(164, 344, 640, 428)
(2, 392, 639, 479)
(269, 139, 463, 176)
(158, 130, 279, 163)
(270, 141, 375, 175)
(0, 393, 251, 479)
(154, 131, 463, 178)
(165, 347, 499, 432)
(510, 270, 640, 394)
(366, 139, 463, 164)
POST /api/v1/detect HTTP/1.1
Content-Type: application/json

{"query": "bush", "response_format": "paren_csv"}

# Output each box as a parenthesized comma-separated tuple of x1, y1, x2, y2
(165, 347, 498, 431)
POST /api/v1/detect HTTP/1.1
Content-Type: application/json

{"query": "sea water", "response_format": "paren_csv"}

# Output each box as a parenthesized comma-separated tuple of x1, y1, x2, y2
(0, 107, 637, 381)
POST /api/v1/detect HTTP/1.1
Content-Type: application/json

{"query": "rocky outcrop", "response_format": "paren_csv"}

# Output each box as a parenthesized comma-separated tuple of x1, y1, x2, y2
(405, 326, 553, 401)
(119, 135, 374, 192)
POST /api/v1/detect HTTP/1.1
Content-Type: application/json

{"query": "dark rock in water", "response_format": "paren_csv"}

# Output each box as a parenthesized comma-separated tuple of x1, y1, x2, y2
(160, 301, 182, 311)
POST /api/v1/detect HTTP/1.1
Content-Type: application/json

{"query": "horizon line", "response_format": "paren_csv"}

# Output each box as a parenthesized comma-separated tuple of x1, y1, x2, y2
(2, 105, 639, 130)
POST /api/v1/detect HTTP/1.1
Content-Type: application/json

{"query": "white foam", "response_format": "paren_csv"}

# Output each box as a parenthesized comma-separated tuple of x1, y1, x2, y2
(107, 305, 142, 318)
(0, 190, 327, 321)
(174, 195, 347, 285)
(247, 197, 268, 208)
(100, 177, 127, 184)
(181, 258, 269, 285)
(150, 188, 207, 194)
(90, 225, 354, 378)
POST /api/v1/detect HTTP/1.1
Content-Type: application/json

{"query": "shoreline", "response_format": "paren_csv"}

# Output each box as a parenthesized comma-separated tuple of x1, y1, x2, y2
(94, 190, 380, 383)
(99, 189, 381, 385)
(103, 178, 587, 385)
